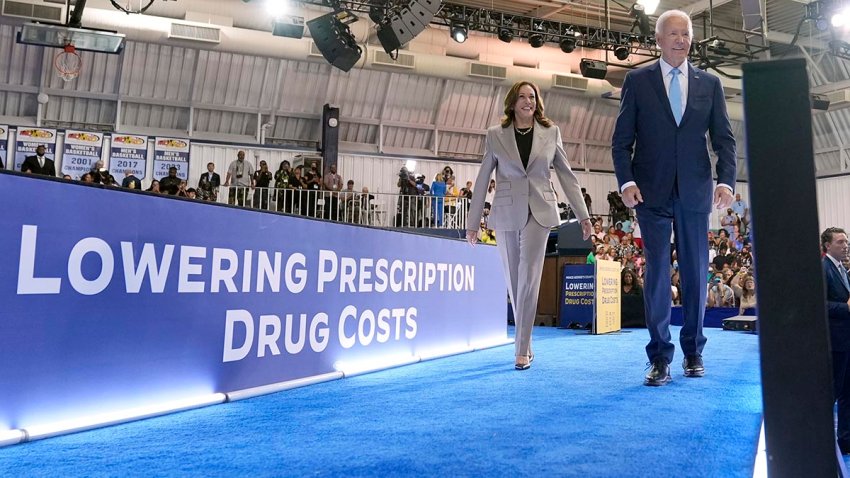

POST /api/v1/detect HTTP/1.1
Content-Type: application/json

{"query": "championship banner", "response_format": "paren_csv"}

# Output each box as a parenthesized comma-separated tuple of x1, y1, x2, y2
(560, 264, 594, 327)
(593, 259, 621, 334)
(14, 127, 56, 171)
(109, 134, 148, 182)
(0, 173, 507, 431)
(61, 131, 103, 179)
(153, 137, 190, 180)
(0, 125, 7, 169)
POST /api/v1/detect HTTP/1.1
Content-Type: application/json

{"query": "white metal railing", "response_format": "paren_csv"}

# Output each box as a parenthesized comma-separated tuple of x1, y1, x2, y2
(212, 187, 471, 229)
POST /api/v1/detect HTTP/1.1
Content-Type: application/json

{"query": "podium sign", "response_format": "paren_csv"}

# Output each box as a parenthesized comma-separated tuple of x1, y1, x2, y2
(560, 264, 594, 326)
(593, 260, 621, 334)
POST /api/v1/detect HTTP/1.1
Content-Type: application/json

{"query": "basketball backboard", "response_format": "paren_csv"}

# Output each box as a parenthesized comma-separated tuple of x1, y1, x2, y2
(17, 23, 125, 53)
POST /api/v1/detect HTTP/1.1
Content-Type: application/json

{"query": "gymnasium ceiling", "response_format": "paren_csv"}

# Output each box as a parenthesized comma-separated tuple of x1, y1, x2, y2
(1, 0, 849, 177)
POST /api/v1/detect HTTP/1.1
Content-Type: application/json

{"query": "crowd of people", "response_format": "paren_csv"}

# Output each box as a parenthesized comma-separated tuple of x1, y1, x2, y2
(580, 205, 758, 317)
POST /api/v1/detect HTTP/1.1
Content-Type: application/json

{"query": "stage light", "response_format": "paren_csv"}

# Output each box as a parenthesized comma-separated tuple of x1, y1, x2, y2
(469, 337, 514, 350)
(832, 9, 850, 27)
(628, 3, 652, 36)
(614, 45, 630, 60)
(0, 429, 24, 447)
(529, 21, 546, 48)
(636, 0, 659, 15)
(498, 27, 513, 43)
(560, 37, 577, 53)
(405, 160, 417, 172)
(226, 372, 343, 401)
(529, 33, 545, 48)
(23, 393, 226, 441)
(451, 21, 468, 43)
(333, 354, 420, 377)
(265, 0, 289, 17)
(419, 344, 474, 361)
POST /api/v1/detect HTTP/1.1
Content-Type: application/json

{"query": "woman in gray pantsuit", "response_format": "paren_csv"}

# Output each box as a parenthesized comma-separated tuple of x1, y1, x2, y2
(467, 81, 592, 370)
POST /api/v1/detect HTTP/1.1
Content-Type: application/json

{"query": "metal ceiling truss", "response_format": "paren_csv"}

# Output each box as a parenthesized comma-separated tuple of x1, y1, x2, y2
(306, 0, 770, 69)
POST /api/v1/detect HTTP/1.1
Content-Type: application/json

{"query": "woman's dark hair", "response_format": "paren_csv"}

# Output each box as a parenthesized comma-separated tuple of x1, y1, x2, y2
(621, 268, 641, 293)
(500, 81, 554, 128)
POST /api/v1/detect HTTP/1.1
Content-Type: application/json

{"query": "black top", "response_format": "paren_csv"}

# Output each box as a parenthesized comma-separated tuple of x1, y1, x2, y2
(514, 125, 533, 169)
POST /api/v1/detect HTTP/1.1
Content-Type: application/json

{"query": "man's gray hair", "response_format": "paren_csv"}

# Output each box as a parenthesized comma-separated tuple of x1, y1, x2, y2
(655, 10, 693, 38)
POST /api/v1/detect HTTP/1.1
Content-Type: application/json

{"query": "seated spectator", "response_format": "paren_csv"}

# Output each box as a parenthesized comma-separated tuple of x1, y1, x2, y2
(621, 268, 646, 328)
(731, 270, 757, 314)
(186, 187, 197, 199)
(605, 226, 620, 245)
(160, 167, 181, 195)
(479, 222, 496, 244)
(122, 168, 141, 189)
(631, 216, 642, 249)
(62, 174, 72, 180)
(593, 223, 605, 242)
(721, 208, 737, 236)
(617, 233, 639, 258)
(613, 223, 626, 240)
(145, 179, 160, 193)
(81, 172, 95, 183)
(671, 270, 681, 305)
(341, 180, 359, 222)
(707, 272, 735, 307)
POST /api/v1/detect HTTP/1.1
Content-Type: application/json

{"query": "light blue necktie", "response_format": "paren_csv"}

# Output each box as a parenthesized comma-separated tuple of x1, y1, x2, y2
(669, 68, 683, 125)
(840, 263, 850, 292)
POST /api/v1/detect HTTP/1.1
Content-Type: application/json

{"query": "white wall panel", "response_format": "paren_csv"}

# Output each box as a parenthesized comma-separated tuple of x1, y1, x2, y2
(817, 176, 850, 232)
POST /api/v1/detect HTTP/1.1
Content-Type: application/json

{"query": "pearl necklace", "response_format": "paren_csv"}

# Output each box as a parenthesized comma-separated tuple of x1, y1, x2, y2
(514, 125, 533, 136)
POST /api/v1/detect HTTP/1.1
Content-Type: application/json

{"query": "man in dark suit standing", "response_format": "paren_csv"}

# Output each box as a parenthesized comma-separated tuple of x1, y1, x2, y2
(20, 145, 56, 176)
(198, 162, 221, 201)
(822, 227, 850, 453)
(611, 10, 737, 386)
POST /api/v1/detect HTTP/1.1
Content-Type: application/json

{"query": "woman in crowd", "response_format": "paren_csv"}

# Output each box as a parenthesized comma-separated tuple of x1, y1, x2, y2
(274, 161, 292, 212)
(466, 80, 590, 371)
(291, 165, 308, 215)
(430, 172, 446, 227)
(622, 268, 642, 297)
(81, 173, 95, 184)
(444, 176, 459, 221)
(732, 270, 757, 313)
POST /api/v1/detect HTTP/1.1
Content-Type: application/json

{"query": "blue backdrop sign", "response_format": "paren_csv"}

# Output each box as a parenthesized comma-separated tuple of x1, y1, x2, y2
(61, 130, 104, 179)
(0, 173, 507, 430)
(109, 134, 148, 182)
(153, 137, 190, 180)
(14, 127, 56, 171)
(560, 264, 595, 326)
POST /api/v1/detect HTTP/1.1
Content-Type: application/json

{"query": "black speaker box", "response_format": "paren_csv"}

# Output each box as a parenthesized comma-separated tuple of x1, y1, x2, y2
(580, 58, 607, 80)
(307, 13, 362, 72)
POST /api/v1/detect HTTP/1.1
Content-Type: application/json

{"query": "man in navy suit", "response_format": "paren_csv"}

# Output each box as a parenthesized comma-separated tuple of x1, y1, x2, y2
(822, 227, 850, 453)
(611, 10, 737, 386)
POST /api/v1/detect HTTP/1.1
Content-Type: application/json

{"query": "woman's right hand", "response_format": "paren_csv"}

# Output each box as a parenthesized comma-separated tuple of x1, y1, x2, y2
(466, 230, 478, 246)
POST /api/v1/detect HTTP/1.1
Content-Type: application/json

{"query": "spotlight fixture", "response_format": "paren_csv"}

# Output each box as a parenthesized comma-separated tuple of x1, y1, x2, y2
(451, 21, 468, 43)
(529, 21, 545, 48)
(636, 0, 659, 15)
(559, 37, 576, 53)
(628, 3, 652, 36)
(498, 27, 513, 43)
(614, 45, 630, 61)
(707, 39, 731, 56)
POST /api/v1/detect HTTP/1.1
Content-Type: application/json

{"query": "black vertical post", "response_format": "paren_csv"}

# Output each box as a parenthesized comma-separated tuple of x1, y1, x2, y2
(321, 104, 340, 172)
(742, 58, 840, 476)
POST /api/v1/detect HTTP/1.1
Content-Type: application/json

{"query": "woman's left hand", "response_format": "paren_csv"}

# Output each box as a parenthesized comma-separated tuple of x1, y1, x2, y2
(580, 218, 593, 240)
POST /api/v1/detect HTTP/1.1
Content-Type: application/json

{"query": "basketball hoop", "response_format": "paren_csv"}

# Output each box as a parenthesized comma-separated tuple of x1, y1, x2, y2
(54, 44, 82, 82)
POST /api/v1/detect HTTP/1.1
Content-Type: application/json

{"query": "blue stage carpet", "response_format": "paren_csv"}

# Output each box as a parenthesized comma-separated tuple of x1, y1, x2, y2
(0, 326, 762, 477)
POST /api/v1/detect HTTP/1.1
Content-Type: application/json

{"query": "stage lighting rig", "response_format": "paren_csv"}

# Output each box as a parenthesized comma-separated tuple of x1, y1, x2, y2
(109, 0, 176, 14)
